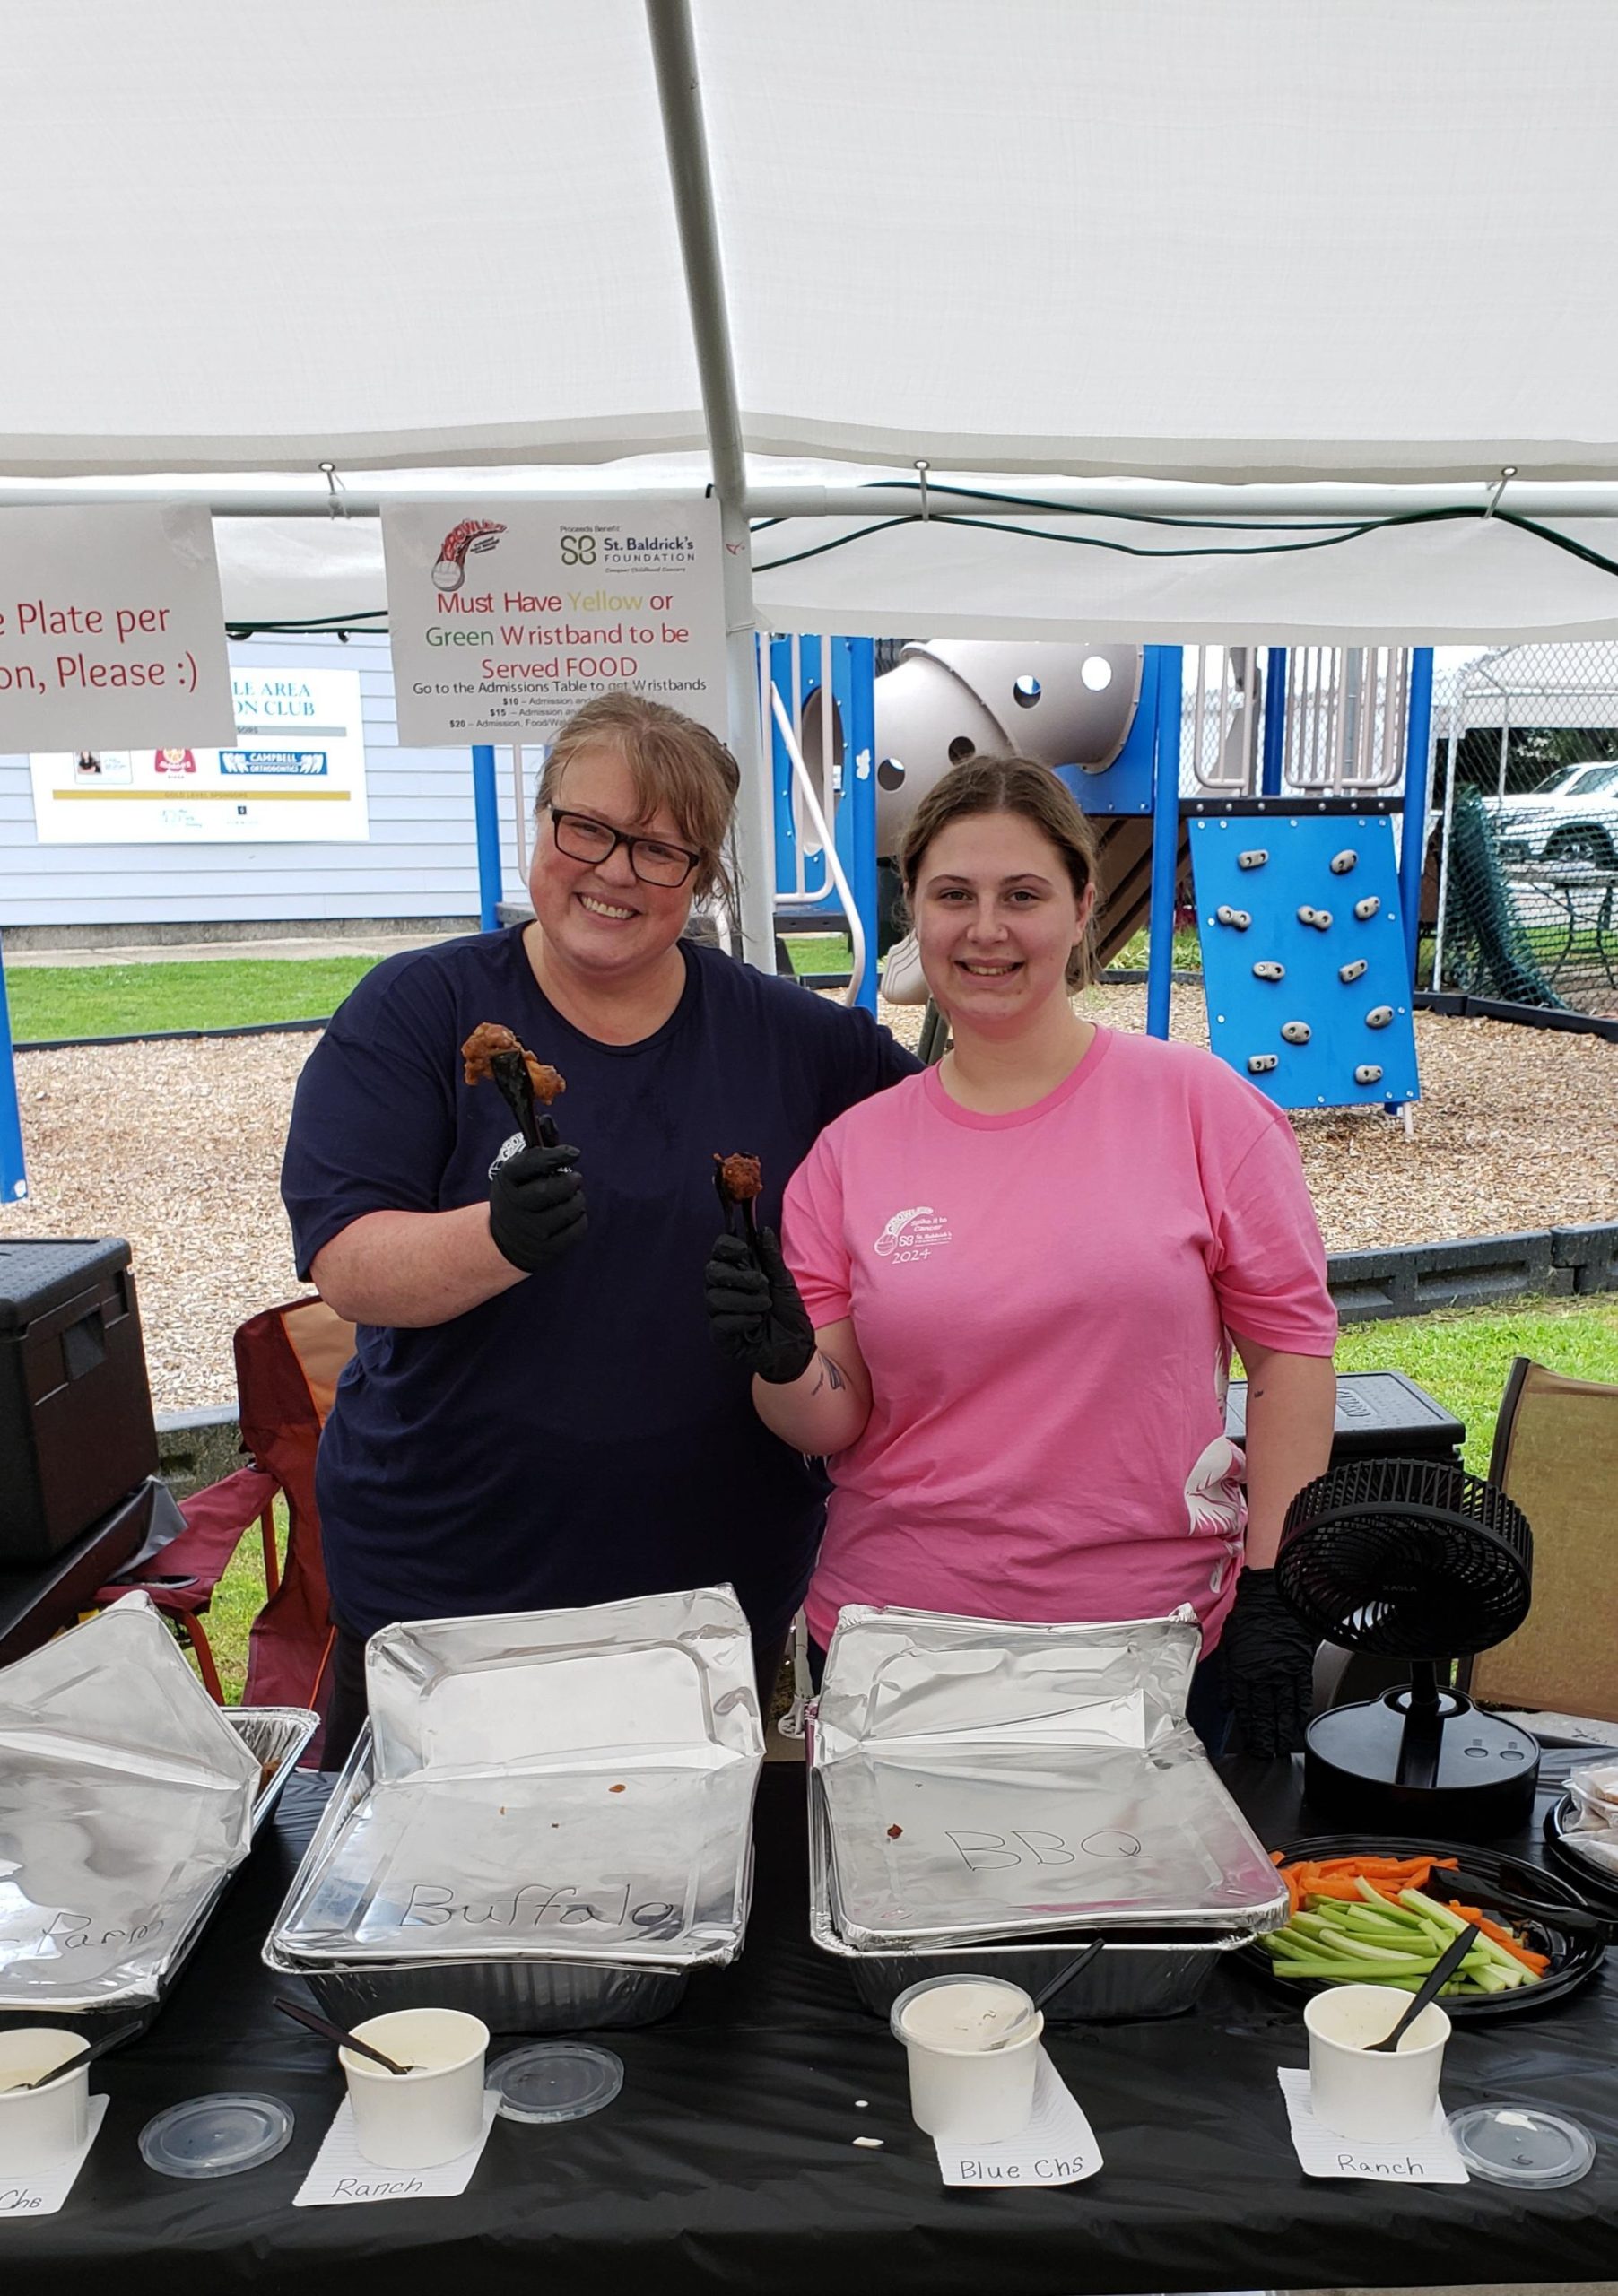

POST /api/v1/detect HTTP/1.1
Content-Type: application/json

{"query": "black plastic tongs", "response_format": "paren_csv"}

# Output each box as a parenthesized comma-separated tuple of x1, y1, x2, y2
(491, 1047, 558, 1150)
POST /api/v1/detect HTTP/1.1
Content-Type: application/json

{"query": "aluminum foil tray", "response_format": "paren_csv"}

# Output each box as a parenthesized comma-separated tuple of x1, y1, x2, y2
(263, 1930, 688, 2034)
(0, 1703, 318, 2035)
(808, 1770, 1250, 2023)
(270, 1587, 762, 1971)
(813, 1606, 1287, 1949)
(0, 1596, 264, 2012)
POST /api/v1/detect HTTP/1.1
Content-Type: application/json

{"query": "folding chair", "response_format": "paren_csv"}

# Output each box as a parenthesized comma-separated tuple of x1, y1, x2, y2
(99, 1295, 354, 1761)
(1459, 1356, 1618, 1728)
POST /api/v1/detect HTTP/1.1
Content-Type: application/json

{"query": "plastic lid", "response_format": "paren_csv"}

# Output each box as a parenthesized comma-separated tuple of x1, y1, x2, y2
(1445, 2104, 1596, 2188)
(488, 2043, 622, 2126)
(139, 2094, 294, 2179)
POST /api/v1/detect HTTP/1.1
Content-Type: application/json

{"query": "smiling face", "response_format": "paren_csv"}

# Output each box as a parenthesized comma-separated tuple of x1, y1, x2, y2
(527, 740, 698, 985)
(914, 809, 1092, 1035)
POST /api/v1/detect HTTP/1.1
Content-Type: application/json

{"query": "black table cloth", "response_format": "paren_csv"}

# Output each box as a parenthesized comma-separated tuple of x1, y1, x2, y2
(4, 1748, 1614, 2295)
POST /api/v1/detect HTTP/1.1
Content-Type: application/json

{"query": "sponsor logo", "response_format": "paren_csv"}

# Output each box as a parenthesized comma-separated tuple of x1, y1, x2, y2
(219, 750, 329, 776)
(873, 1205, 953, 1263)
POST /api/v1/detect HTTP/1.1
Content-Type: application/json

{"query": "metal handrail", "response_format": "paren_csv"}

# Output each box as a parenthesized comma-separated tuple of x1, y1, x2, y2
(770, 683, 868, 1007)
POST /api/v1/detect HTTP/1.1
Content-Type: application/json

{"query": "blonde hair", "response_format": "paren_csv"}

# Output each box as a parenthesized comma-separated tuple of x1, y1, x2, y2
(900, 755, 1103, 990)
(539, 691, 740, 908)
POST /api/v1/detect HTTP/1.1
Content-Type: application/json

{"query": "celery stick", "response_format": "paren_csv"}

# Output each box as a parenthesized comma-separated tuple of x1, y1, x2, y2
(1401, 1890, 1535, 1983)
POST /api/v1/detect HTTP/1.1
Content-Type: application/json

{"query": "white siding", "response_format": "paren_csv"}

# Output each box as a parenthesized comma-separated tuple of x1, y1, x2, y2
(0, 632, 533, 927)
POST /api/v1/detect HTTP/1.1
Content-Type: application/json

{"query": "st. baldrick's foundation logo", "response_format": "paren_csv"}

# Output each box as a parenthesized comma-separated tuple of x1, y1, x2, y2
(431, 519, 508, 593)
(874, 1205, 953, 1261)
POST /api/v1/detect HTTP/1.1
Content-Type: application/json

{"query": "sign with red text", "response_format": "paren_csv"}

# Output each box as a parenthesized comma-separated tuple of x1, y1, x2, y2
(0, 506, 234, 749)
(382, 496, 726, 745)
(29, 667, 368, 843)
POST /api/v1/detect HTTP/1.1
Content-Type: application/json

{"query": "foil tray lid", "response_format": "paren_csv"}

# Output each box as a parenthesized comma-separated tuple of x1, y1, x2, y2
(813, 1606, 1286, 1948)
(272, 1587, 763, 1970)
(0, 1596, 260, 2006)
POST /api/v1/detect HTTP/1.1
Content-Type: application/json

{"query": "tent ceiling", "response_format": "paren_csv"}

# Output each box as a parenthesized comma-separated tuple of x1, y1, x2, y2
(8, 0, 1618, 482)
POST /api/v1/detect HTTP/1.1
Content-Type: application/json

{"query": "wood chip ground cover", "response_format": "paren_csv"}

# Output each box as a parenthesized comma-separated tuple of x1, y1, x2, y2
(1, 989, 1613, 1413)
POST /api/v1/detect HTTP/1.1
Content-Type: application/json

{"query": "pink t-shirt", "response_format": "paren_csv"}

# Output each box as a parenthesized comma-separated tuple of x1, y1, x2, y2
(782, 1025, 1337, 1651)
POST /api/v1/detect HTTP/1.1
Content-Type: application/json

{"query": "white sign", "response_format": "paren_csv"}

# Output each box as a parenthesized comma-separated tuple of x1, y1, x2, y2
(29, 667, 370, 843)
(383, 496, 726, 745)
(0, 506, 233, 749)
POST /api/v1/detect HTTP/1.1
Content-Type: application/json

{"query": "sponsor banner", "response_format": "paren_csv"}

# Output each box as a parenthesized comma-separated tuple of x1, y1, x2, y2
(0, 505, 234, 748)
(29, 667, 369, 843)
(383, 496, 726, 744)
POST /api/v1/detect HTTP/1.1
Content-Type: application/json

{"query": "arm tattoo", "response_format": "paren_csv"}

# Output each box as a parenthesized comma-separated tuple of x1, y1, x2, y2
(809, 1350, 847, 1396)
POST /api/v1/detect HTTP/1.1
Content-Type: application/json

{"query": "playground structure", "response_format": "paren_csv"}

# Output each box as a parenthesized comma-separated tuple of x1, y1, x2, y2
(767, 638, 1432, 1112)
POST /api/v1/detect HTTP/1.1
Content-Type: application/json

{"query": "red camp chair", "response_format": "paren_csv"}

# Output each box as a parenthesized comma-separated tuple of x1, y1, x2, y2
(97, 1295, 354, 1764)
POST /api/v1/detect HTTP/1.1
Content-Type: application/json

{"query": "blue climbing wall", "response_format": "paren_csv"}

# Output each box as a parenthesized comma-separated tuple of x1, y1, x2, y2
(1190, 813, 1420, 1111)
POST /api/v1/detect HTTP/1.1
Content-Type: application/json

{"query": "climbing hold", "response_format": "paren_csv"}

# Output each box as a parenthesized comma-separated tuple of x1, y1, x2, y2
(1297, 906, 1333, 931)
(1329, 849, 1359, 874)
(1248, 1054, 1278, 1074)
(1237, 848, 1269, 871)
(1215, 905, 1252, 930)
(1338, 959, 1368, 984)
(1281, 1021, 1312, 1046)
(1252, 961, 1285, 982)
(1365, 1005, 1394, 1029)
(1354, 1065, 1385, 1085)
(1353, 894, 1381, 920)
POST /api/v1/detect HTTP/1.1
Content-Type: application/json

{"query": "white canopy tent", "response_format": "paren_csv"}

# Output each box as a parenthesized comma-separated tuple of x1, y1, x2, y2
(7, 0, 1618, 483)
(8, 0, 1618, 968)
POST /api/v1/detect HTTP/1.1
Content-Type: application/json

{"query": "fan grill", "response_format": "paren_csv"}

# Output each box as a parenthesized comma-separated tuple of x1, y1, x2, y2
(1276, 1456, 1531, 1659)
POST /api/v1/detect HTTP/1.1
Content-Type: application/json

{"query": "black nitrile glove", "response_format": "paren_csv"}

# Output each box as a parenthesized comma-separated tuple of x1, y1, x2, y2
(1219, 1568, 1318, 1758)
(487, 1142, 586, 1273)
(704, 1229, 815, 1385)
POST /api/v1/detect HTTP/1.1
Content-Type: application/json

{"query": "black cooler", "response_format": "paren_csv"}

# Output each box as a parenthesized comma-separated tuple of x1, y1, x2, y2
(0, 1238, 159, 1563)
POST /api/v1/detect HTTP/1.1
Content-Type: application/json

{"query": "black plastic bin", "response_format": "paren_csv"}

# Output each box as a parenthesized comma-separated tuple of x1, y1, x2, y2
(0, 1238, 159, 1563)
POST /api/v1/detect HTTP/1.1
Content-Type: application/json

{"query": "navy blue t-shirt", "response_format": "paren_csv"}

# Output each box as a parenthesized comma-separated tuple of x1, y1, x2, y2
(280, 929, 918, 1643)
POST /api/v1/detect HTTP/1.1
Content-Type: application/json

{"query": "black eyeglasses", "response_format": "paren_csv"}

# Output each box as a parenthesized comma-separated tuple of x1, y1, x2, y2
(547, 806, 702, 889)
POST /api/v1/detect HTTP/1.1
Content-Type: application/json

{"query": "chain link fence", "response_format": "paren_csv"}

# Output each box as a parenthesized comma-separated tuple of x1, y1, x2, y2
(1430, 642, 1618, 1017)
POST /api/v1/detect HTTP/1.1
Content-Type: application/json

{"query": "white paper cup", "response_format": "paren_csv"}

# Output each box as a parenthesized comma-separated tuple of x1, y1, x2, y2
(338, 2008, 490, 2169)
(890, 1976, 1043, 2144)
(0, 2028, 92, 2174)
(1305, 1983, 1451, 2142)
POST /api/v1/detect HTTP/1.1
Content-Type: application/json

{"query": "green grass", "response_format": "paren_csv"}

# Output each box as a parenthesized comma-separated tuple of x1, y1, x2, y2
(783, 933, 853, 976)
(5, 956, 382, 1041)
(1330, 1292, 1618, 1474)
(188, 1292, 1618, 1702)
(1107, 926, 1204, 972)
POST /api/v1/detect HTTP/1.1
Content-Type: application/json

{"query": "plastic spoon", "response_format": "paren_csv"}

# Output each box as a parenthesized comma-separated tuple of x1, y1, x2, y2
(274, 1995, 415, 2074)
(1365, 1922, 1480, 2051)
(986, 1942, 1105, 2049)
(0, 2020, 146, 2092)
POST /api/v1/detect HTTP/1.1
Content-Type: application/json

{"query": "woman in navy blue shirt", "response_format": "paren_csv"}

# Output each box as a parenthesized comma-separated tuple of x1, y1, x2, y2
(282, 692, 916, 1763)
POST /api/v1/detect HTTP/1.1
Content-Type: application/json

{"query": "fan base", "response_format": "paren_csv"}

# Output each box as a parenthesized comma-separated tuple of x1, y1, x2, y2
(1302, 1689, 1540, 1842)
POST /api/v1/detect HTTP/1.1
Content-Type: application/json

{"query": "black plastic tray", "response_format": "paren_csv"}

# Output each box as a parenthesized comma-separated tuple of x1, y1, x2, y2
(1235, 1829, 1608, 2019)
(1544, 1793, 1618, 1917)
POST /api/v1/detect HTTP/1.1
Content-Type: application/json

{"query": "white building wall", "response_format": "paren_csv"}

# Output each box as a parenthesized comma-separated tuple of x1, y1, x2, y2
(0, 631, 532, 927)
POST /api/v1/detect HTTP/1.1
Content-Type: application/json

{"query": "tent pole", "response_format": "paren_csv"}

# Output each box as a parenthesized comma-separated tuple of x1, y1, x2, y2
(644, 0, 775, 969)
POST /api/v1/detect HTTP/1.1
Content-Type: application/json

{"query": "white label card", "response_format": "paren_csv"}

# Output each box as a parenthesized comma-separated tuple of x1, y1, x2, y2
(935, 2050, 1103, 2188)
(0, 2094, 109, 2219)
(1277, 2067, 1468, 2183)
(294, 2092, 500, 2207)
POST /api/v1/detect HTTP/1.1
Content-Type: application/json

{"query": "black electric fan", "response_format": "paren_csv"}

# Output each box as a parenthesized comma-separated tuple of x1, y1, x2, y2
(1276, 1457, 1538, 1841)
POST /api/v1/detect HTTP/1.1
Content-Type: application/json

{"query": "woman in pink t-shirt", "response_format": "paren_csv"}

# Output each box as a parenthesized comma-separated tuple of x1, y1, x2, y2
(705, 757, 1338, 1754)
